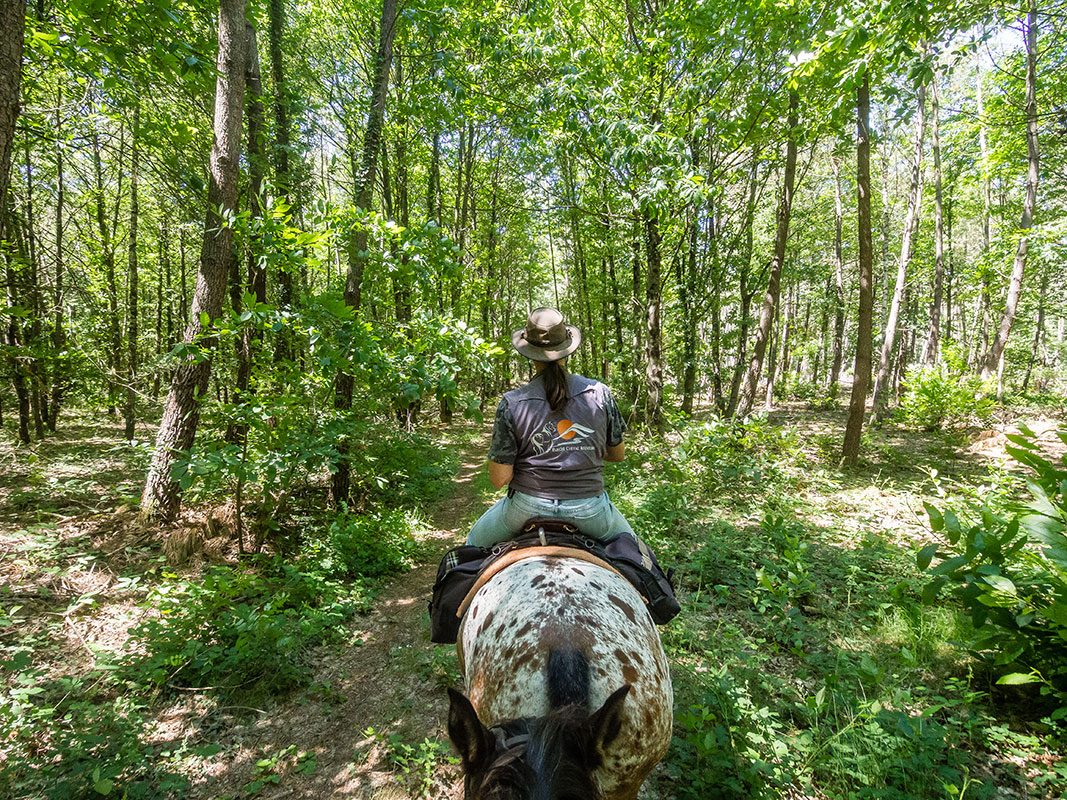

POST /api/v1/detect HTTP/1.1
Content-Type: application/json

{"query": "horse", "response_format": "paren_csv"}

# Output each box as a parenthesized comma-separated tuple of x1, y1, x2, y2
(446, 550, 673, 799)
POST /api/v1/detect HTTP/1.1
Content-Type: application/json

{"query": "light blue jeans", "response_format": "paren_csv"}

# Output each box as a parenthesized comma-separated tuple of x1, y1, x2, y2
(467, 490, 634, 548)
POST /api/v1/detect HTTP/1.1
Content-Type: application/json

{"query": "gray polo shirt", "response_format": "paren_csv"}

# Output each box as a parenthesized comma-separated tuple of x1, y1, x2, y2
(487, 373, 626, 500)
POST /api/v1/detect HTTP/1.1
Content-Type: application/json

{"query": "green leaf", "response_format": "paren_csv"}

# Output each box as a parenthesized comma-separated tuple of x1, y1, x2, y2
(983, 575, 1016, 595)
(924, 502, 944, 531)
(916, 543, 938, 571)
(997, 672, 1039, 686)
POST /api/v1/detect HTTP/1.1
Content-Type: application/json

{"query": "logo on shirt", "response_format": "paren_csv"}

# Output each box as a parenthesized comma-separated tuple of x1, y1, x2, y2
(531, 419, 596, 455)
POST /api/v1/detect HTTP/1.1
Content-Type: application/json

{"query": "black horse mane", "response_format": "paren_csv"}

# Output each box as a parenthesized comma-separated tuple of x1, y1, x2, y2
(478, 649, 603, 800)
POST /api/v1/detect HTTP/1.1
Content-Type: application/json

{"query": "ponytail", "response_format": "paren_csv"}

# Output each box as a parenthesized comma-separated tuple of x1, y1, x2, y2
(543, 360, 570, 412)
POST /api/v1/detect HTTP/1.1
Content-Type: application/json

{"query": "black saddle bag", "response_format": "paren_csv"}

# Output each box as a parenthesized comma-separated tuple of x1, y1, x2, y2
(428, 521, 679, 645)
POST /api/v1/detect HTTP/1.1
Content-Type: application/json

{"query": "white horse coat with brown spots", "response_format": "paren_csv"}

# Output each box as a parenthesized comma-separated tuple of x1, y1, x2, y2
(458, 554, 673, 800)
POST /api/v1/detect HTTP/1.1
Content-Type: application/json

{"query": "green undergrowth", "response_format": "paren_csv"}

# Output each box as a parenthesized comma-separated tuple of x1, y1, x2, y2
(0, 414, 460, 800)
(609, 415, 1065, 799)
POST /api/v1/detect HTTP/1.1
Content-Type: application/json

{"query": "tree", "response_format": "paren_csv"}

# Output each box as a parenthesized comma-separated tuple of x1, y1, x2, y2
(331, 0, 398, 505)
(141, 0, 249, 521)
(842, 74, 874, 467)
(1, 0, 28, 445)
(981, 1, 1040, 397)
(736, 90, 799, 419)
(871, 82, 926, 419)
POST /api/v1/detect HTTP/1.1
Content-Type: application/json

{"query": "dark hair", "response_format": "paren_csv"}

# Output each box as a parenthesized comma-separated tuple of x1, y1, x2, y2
(543, 360, 569, 412)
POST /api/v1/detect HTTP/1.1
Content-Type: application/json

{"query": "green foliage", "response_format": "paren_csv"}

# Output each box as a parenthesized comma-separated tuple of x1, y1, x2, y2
(669, 668, 794, 798)
(0, 666, 189, 800)
(301, 509, 419, 579)
(678, 416, 799, 497)
(920, 426, 1067, 719)
(365, 727, 457, 798)
(898, 353, 995, 431)
(125, 559, 370, 701)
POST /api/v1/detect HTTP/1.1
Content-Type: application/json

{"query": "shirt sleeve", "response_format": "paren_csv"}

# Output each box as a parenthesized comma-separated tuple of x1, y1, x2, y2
(604, 387, 627, 447)
(487, 398, 519, 464)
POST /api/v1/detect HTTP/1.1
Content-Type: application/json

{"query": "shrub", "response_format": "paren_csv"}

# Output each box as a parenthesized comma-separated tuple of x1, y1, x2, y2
(919, 426, 1067, 719)
(126, 559, 366, 700)
(898, 363, 994, 432)
(678, 416, 798, 497)
(301, 509, 419, 579)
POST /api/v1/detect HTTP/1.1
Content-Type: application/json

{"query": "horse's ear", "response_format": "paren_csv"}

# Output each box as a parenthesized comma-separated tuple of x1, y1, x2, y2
(447, 688, 495, 770)
(589, 684, 631, 751)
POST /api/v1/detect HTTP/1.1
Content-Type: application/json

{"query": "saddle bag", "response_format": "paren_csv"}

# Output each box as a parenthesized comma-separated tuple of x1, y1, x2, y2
(428, 523, 680, 645)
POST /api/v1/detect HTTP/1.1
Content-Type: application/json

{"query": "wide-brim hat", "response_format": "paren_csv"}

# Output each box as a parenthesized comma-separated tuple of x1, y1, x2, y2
(511, 307, 582, 362)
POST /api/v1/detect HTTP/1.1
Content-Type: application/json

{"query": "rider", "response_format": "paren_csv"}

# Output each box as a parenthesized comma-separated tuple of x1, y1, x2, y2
(466, 307, 635, 548)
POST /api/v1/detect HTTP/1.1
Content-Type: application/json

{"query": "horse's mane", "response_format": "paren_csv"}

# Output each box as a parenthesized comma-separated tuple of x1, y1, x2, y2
(480, 649, 603, 799)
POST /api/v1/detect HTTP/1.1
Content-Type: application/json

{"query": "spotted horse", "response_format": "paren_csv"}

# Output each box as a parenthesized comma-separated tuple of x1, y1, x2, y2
(447, 547, 673, 800)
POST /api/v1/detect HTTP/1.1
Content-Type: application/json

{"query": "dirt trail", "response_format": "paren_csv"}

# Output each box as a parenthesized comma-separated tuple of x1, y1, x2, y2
(186, 440, 489, 800)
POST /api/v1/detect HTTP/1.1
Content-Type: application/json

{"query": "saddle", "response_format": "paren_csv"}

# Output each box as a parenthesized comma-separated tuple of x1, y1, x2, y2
(428, 520, 680, 644)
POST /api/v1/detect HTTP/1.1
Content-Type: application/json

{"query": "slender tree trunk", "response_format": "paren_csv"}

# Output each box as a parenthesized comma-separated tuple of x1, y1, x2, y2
(268, 0, 294, 360)
(333, 0, 398, 505)
(3, 0, 28, 443)
(142, 0, 249, 521)
(982, 3, 1039, 398)
(842, 75, 875, 466)
(829, 153, 846, 390)
(736, 90, 798, 419)
(230, 23, 264, 445)
(1021, 270, 1048, 394)
(726, 154, 762, 416)
(23, 139, 45, 439)
(92, 132, 123, 416)
(922, 77, 946, 364)
(49, 88, 64, 431)
(643, 210, 664, 429)
(872, 84, 926, 419)
(124, 106, 140, 440)
(680, 215, 699, 415)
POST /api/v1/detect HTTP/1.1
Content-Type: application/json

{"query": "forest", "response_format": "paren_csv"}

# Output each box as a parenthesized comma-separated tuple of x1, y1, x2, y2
(1, 0, 1066, 796)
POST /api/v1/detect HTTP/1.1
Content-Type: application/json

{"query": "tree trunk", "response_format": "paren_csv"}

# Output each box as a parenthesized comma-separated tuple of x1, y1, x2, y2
(842, 75, 875, 467)
(736, 90, 798, 419)
(829, 153, 846, 390)
(49, 88, 64, 431)
(642, 210, 664, 429)
(92, 131, 123, 416)
(332, 0, 398, 505)
(922, 76, 946, 365)
(142, 0, 249, 521)
(982, 2, 1039, 397)
(268, 0, 295, 360)
(2, 0, 27, 443)
(124, 106, 140, 441)
(726, 153, 762, 416)
(1021, 269, 1048, 394)
(23, 138, 45, 439)
(872, 84, 926, 419)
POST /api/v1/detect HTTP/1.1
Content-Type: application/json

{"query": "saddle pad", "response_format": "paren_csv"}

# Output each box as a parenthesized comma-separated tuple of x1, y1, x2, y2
(456, 545, 622, 620)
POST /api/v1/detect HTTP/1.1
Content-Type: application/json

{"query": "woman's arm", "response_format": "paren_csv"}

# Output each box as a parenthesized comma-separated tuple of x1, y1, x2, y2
(488, 460, 514, 489)
(605, 441, 625, 462)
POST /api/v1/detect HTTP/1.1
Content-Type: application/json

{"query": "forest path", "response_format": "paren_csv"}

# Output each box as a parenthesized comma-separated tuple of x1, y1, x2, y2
(188, 429, 490, 800)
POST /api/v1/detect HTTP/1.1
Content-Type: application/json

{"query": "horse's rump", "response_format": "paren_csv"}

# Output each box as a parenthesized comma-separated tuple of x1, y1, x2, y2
(458, 554, 673, 799)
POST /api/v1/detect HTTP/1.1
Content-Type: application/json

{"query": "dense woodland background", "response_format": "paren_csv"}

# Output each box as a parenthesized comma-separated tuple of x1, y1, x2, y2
(2, 0, 1067, 797)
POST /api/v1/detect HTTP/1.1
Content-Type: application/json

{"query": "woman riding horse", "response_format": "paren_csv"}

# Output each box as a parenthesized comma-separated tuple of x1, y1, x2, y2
(466, 307, 635, 548)
(448, 309, 673, 799)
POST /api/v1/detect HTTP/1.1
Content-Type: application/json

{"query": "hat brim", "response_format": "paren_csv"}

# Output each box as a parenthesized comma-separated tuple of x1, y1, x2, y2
(511, 325, 582, 362)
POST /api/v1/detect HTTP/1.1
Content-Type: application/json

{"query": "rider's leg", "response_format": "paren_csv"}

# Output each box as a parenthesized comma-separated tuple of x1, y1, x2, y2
(466, 496, 513, 547)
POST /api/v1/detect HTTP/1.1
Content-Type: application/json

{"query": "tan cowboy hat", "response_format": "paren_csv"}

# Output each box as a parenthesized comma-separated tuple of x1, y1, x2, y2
(511, 307, 582, 362)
